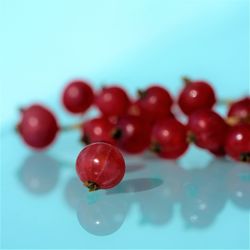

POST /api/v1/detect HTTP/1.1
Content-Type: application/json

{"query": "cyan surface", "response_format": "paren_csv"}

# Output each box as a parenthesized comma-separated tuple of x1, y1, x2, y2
(0, 0, 249, 249)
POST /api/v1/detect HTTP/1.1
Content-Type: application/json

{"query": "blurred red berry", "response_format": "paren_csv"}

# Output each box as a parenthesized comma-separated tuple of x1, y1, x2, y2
(178, 78, 216, 115)
(76, 142, 126, 191)
(151, 118, 188, 159)
(115, 116, 151, 154)
(62, 80, 94, 114)
(137, 85, 173, 122)
(95, 86, 130, 117)
(81, 117, 116, 145)
(188, 109, 228, 151)
(227, 97, 250, 125)
(17, 104, 59, 149)
(225, 124, 250, 163)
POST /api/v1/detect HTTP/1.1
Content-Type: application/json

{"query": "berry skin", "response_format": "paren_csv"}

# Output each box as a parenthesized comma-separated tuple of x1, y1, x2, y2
(81, 117, 116, 145)
(188, 109, 228, 151)
(62, 80, 94, 114)
(178, 78, 216, 115)
(209, 146, 226, 158)
(95, 86, 130, 117)
(137, 85, 173, 122)
(227, 97, 250, 125)
(225, 124, 250, 163)
(17, 104, 59, 149)
(151, 118, 188, 159)
(115, 116, 151, 154)
(76, 142, 126, 191)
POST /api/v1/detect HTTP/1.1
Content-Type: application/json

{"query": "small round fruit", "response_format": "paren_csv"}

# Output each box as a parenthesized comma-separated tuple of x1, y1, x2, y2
(137, 85, 173, 121)
(76, 142, 126, 191)
(225, 124, 250, 163)
(81, 117, 116, 145)
(62, 80, 94, 114)
(188, 109, 228, 151)
(151, 118, 188, 159)
(115, 116, 151, 154)
(95, 86, 130, 117)
(178, 78, 216, 115)
(17, 104, 59, 149)
(227, 97, 250, 125)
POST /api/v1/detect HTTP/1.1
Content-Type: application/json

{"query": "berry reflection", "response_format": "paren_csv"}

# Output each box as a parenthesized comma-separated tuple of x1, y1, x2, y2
(69, 157, 250, 235)
(18, 153, 60, 195)
(76, 192, 130, 236)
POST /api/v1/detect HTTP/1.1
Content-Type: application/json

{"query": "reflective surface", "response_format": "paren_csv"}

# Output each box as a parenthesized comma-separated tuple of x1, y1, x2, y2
(1, 0, 249, 248)
(1, 129, 250, 249)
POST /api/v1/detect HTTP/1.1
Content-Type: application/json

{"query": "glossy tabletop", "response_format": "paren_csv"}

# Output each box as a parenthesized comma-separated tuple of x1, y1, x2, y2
(1, 0, 249, 249)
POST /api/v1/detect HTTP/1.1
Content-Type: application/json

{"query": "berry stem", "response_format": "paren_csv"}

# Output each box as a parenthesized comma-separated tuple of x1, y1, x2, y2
(137, 89, 147, 98)
(217, 99, 233, 106)
(83, 181, 100, 192)
(225, 116, 250, 126)
(60, 122, 83, 132)
(182, 77, 192, 86)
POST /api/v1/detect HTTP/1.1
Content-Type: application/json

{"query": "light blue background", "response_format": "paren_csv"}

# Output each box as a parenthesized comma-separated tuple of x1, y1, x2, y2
(0, 0, 249, 249)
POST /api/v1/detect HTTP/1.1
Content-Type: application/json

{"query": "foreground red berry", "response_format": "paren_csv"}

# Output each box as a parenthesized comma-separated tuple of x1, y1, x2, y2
(227, 97, 250, 125)
(62, 80, 94, 114)
(17, 104, 59, 149)
(178, 78, 216, 115)
(95, 86, 130, 117)
(225, 124, 250, 163)
(81, 117, 116, 145)
(76, 143, 126, 191)
(115, 116, 151, 154)
(151, 118, 188, 159)
(137, 85, 173, 122)
(188, 109, 228, 151)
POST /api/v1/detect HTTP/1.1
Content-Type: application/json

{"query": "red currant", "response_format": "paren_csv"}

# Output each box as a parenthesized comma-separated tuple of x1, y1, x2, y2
(115, 116, 151, 154)
(137, 85, 173, 121)
(188, 109, 228, 151)
(76, 142, 126, 191)
(17, 104, 59, 149)
(151, 118, 188, 159)
(95, 86, 130, 117)
(62, 80, 94, 114)
(127, 100, 146, 119)
(227, 97, 250, 125)
(81, 117, 116, 145)
(225, 124, 250, 163)
(209, 146, 226, 157)
(178, 78, 216, 115)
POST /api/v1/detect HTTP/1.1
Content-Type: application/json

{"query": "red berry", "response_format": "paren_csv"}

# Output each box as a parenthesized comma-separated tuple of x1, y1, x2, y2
(17, 104, 59, 149)
(227, 97, 250, 125)
(95, 86, 130, 117)
(81, 117, 116, 145)
(76, 142, 126, 191)
(188, 109, 228, 151)
(127, 100, 146, 118)
(137, 85, 173, 121)
(225, 124, 250, 163)
(178, 78, 216, 115)
(115, 116, 151, 154)
(62, 80, 94, 114)
(209, 146, 226, 157)
(151, 118, 188, 159)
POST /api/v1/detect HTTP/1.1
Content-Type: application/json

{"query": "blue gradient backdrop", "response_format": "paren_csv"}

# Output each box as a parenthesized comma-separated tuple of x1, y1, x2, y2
(0, 0, 249, 249)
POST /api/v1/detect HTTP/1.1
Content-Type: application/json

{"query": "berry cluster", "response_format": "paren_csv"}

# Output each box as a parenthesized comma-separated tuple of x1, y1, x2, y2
(16, 78, 250, 191)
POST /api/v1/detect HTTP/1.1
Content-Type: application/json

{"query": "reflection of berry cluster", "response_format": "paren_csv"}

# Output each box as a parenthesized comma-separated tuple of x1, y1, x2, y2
(16, 78, 250, 190)
(19, 154, 250, 236)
